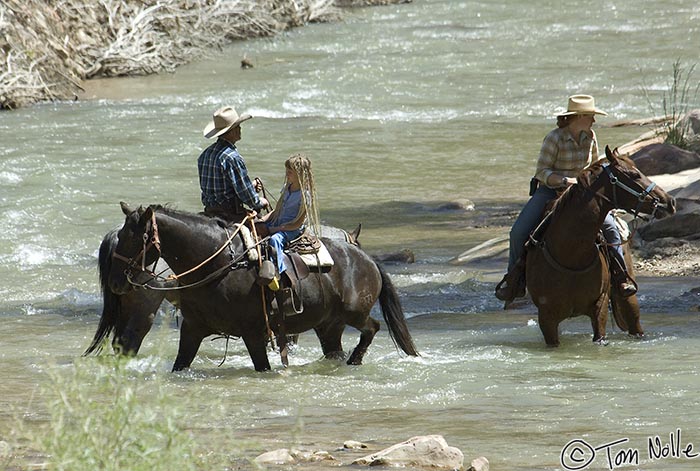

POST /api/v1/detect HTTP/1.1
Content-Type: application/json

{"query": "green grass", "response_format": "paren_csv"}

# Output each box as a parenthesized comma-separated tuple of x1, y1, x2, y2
(9, 323, 254, 471)
(34, 357, 200, 471)
(644, 59, 700, 149)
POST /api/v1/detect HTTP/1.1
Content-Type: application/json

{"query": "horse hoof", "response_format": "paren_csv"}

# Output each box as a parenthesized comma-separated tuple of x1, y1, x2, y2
(593, 338, 609, 346)
(629, 332, 645, 340)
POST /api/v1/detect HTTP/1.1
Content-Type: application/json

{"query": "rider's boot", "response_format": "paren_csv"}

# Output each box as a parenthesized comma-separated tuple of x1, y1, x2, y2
(608, 247, 637, 298)
(495, 255, 527, 302)
(277, 272, 303, 316)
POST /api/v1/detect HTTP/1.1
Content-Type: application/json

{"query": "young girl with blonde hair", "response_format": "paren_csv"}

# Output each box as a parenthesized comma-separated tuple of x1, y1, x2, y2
(257, 153, 321, 282)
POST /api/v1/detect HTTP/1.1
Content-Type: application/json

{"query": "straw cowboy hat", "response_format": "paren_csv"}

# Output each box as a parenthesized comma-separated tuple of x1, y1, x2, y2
(203, 106, 252, 138)
(557, 94, 608, 117)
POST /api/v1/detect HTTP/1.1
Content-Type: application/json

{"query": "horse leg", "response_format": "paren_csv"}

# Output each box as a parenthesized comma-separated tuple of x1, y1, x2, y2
(538, 310, 560, 347)
(242, 333, 271, 372)
(347, 316, 380, 366)
(313, 322, 346, 361)
(610, 249, 644, 338)
(591, 293, 610, 345)
(172, 318, 206, 372)
(116, 290, 164, 355)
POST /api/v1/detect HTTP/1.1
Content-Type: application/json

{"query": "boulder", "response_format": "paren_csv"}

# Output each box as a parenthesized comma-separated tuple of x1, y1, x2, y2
(679, 109, 700, 136)
(254, 448, 338, 465)
(436, 199, 475, 212)
(638, 208, 700, 241)
(254, 448, 295, 465)
(468, 456, 490, 471)
(374, 248, 416, 263)
(674, 178, 700, 202)
(352, 435, 464, 469)
(342, 440, 368, 450)
(630, 143, 700, 176)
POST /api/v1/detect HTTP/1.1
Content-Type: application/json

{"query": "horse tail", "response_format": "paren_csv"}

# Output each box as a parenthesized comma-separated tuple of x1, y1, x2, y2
(83, 228, 120, 356)
(376, 262, 419, 356)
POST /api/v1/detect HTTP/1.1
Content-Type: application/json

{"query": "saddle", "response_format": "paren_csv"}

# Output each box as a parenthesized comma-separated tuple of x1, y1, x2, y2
(286, 231, 334, 274)
(267, 230, 335, 319)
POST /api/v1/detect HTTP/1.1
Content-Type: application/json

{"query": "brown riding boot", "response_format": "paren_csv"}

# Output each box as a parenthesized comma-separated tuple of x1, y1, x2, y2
(495, 257, 526, 302)
(608, 248, 637, 298)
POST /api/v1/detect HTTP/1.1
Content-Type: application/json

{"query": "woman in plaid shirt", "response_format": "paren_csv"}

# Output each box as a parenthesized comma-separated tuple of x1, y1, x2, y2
(496, 95, 636, 303)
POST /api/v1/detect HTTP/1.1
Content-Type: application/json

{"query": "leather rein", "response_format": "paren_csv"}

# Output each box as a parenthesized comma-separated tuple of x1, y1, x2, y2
(112, 212, 265, 291)
(535, 163, 660, 274)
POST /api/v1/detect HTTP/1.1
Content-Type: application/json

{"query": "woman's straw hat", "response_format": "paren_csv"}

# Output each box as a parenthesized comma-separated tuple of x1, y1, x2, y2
(203, 106, 252, 138)
(557, 95, 608, 117)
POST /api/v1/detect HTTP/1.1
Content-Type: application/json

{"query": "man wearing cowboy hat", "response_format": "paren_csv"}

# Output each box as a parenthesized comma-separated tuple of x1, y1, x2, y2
(495, 94, 637, 304)
(198, 105, 269, 222)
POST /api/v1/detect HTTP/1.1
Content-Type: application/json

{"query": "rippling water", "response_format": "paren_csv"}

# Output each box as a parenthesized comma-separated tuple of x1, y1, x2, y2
(2, 0, 700, 469)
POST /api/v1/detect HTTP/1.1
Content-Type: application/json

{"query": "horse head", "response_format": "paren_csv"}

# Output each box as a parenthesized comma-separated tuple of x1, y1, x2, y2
(108, 202, 163, 295)
(579, 145, 676, 219)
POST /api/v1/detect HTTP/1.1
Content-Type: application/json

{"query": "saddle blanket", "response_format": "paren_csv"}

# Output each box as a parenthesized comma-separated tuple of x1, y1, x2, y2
(294, 241, 334, 269)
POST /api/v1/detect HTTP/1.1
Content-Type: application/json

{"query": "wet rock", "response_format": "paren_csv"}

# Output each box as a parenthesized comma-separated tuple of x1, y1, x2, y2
(342, 440, 368, 449)
(254, 448, 338, 465)
(293, 450, 337, 463)
(254, 448, 295, 465)
(630, 143, 700, 176)
(436, 199, 475, 211)
(352, 435, 464, 469)
(374, 248, 416, 263)
(467, 456, 490, 471)
(638, 210, 700, 241)
(674, 180, 700, 203)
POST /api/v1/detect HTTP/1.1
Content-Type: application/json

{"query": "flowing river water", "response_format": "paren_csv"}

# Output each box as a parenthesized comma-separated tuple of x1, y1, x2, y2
(2, 1, 700, 469)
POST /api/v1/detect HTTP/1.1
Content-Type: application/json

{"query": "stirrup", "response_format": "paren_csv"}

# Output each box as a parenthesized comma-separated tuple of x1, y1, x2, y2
(281, 287, 304, 316)
(618, 279, 638, 298)
(495, 275, 512, 301)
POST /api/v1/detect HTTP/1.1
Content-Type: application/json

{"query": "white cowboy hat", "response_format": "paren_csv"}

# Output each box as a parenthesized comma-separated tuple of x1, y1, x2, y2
(203, 106, 252, 138)
(556, 94, 608, 117)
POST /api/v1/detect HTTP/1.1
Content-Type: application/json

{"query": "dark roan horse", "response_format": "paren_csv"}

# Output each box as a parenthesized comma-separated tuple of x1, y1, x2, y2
(106, 203, 419, 371)
(526, 146, 676, 346)
(83, 228, 178, 356)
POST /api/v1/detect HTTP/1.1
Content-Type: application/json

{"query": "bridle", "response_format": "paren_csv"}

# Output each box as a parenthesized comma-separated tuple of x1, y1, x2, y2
(112, 211, 265, 291)
(533, 161, 662, 274)
(586, 162, 661, 221)
(112, 210, 162, 279)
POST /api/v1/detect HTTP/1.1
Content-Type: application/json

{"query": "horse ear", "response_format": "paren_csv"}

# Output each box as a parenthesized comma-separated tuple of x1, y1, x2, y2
(605, 145, 619, 164)
(140, 206, 154, 224)
(120, 201, 132, 215)
(350, 223, 362, 243)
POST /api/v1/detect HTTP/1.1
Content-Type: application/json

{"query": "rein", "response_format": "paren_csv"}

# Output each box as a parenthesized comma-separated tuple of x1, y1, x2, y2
(112, 210, 161, 277)
(589, 163, 661, 248)
(115, 212, 266, 291)
(601, 164, 659, 221)
(534, 162, 660, 273)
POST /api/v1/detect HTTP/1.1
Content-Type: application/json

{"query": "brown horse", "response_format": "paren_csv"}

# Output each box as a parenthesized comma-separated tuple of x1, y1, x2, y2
(526, 146, 676, 346)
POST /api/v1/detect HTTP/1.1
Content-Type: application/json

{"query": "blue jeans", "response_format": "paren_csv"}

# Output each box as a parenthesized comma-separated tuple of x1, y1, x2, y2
(267, 228, 304, 275)
(508, 186, 623, 270)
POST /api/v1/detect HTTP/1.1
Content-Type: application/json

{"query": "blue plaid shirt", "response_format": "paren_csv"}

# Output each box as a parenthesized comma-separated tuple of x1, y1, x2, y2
(197, 138, 263, 211)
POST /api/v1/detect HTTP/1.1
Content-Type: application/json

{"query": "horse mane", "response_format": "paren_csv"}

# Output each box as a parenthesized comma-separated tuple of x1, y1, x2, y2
(546, 158, 613, 224)
(150, 204, 228, 229)
(84, 228, 121, 355)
